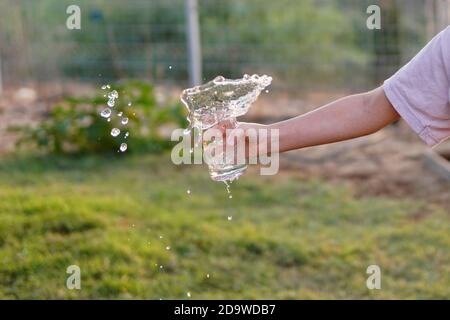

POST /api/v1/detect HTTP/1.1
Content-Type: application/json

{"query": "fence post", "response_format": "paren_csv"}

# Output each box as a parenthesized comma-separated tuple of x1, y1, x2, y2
(0, 53, 3, 95)
(184, 0, 202, 86)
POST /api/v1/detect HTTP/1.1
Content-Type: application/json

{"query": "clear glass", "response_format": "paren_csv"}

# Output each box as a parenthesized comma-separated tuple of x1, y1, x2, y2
(203, 118, 247, 182)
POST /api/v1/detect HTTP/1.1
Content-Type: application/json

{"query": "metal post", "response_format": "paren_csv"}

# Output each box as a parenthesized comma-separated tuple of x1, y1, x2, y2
(0, 53, 3, 95)
(184, 0, 202, 86)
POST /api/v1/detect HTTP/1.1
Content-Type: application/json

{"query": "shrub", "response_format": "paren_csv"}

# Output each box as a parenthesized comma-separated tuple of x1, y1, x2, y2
(13, 81, 187, 154)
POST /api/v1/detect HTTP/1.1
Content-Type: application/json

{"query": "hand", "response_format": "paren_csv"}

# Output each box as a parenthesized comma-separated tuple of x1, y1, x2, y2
(216, 121, 268, 160)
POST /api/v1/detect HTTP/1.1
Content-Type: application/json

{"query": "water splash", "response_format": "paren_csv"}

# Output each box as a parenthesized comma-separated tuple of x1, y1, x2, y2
(99, 84, 131, 153)
(180, 74, 271, 183)
(181, 74, 272, 131)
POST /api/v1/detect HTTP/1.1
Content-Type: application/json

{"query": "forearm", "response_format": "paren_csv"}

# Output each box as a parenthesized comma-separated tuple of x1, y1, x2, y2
(268, 87, 400, 152)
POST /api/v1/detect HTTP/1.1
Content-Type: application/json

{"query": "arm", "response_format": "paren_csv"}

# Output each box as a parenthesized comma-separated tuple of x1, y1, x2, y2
(239, 86, 400, 154)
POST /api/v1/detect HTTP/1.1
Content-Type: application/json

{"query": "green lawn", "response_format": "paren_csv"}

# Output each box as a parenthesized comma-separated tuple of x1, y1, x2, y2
(0, 153, 448, 299)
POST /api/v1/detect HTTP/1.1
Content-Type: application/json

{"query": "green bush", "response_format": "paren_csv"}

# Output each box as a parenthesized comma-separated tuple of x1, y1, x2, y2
(13, 81, 187, 154)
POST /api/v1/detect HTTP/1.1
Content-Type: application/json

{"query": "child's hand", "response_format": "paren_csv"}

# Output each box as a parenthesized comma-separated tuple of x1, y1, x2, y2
(215, 121, 268, 160)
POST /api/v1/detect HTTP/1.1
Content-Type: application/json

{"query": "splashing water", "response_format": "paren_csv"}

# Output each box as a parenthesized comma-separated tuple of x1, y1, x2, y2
(99, 84, 131, 153)
(180, 74, 272, 183)
(181, 74, 272, 131)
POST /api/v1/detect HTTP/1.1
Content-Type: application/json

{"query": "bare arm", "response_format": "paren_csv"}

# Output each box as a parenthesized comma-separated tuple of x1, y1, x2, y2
(238, 86, 400, 154)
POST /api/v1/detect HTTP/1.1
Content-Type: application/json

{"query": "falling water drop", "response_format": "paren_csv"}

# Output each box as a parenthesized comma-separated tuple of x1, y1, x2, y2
(119, 143, 128, 152)
(111, 128, 120, 137)
(100, 108, 111, 118)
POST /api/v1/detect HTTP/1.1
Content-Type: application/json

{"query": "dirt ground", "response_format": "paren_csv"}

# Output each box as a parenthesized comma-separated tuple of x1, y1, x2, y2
(0, 83, 448, 211)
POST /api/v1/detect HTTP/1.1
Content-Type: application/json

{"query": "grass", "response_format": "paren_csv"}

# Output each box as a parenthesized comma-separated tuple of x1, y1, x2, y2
(0, 152, 448, 299)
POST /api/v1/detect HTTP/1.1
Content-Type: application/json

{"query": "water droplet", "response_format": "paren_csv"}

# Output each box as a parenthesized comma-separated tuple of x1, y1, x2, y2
(227, 216, 233, 221)
(206, 274, 210, 278)
(166, 246, 171, 250)
(117, 112, 123, 117)
(119, 143, 128, 152)
(101, 85, 108, 90)
(214, 76, 225, 83)
(168, 65, 173, 70)
(265, 89, 269, 93)
(121, 117, 129, 125)
(186, 292, 191, 298)
(107, 118, 111, 122)
(125, 132, 129, 139)
(159, 235, 163, 239)
(159, 265, 164, 270)
(186, 189, 191, 194)
(107, 99, 115, 107)
(106, 84, 111, 89)
(229, 195, 233, 199)
(108, 90, 118, 99)
(100, 108, 111, 118)
(111, 128, 120, 137)
(128, 102, 132, 107)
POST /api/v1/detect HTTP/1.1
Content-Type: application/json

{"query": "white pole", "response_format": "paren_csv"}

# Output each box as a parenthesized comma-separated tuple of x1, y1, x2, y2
(185, 0, 202, 86)
(0, 53, 3, 95)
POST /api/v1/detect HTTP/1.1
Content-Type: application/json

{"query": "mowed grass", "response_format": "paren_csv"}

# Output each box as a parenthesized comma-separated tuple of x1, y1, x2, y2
(0, 153, 448, 299)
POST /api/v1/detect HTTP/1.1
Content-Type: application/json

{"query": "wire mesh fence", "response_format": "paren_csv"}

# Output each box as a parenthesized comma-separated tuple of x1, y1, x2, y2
(0, 0, 449, 93)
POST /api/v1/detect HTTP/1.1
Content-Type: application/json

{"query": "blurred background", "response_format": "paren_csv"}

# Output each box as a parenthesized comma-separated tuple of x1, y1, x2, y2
(0, 0, 448, 299)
